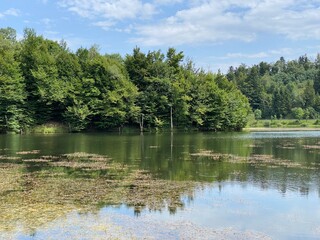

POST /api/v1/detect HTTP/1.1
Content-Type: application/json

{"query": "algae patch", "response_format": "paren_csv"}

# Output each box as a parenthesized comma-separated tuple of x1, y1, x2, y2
(0, 152, 203, 235)
(190, 150, 320, 169)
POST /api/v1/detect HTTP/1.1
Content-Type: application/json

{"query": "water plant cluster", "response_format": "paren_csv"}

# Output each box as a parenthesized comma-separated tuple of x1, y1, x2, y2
(0, 141, 320, 237)
(0, 151, 202, 234)
(191, 148, 320, 170)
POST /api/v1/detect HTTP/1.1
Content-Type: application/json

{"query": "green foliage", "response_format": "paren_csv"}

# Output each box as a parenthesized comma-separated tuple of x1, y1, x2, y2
(63, 100, 91, 132)
(19, 28, 70, 124)
(79, 53, 138, 129)
(2, 27, 320, 133)
(0, 28, 29, 133)
(254, 109, 262, 120)
(291, 107, 304, 120)
(247, 119, 320, 128)
(228, 55, 320, 119)
(32, 122, 68, 133)
(0, 27, 256, 133)
(187, 72, 250, 131)
(123, 46, 251, 131)
(263, 121, 271, 127)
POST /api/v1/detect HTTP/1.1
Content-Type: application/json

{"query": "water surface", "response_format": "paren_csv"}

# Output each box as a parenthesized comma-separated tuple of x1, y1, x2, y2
(0, 131, 320, 239)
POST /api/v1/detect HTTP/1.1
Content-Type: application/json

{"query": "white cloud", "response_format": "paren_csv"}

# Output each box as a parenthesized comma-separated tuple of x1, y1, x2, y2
(5, 8, 20, 16)
(58, 0, 156, 20)
(224, 52, 269, 59)
(244, 0, 320, 40)
(215, 48, 302, 61)
(93, 20, 116, 31)
(0, 8, 20, 18)
(44, 30, 59, 36)
(133, 1, 255, 45)
(57, 0, 320, 45)
(268, 48, 295, 56)
(207, 45, 320, 73)
(39, 18, 56, 32)
(42, 18, 53, 26)
(154, 0, 183, 5)
(133, 0, 320, 46)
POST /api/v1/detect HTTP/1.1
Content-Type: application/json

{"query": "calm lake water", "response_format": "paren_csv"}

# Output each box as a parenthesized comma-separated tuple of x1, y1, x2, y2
(0, 131, 320, 239)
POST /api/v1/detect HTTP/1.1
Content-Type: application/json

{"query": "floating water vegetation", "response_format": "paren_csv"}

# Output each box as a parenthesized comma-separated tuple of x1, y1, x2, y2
(149, 145, 160, 148)
(0, 155, 21, 160)
(190, 150, 232, 160)
(0, 152, 203, 235)
(302, 145, 320, 149)
(63, 152, 111, 160)
(277, 143, 296, 149)
(16, 150, 40, 155)
(190, 150, 320, 169)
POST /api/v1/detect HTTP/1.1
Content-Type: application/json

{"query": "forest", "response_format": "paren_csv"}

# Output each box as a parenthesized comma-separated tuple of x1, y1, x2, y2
(226, 54, 320, 120)
(0, 27, 319, 133)
(0, 27, 251, 133)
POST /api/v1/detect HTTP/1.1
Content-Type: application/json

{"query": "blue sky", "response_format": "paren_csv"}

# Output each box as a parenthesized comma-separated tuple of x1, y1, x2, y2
(1, 0, 320, 72)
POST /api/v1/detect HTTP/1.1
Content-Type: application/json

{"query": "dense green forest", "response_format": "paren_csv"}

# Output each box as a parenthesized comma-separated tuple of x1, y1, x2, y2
(0, 27, 250, 133)
(0, 27, 319, 133)
(226, 54, 320, 120)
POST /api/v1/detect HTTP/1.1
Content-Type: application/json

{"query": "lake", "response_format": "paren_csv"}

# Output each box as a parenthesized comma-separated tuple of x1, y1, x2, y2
(0, 131, 320, 239)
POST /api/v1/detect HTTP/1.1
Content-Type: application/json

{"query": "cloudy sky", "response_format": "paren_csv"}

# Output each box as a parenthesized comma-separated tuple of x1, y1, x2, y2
(1, 0, 320, 72)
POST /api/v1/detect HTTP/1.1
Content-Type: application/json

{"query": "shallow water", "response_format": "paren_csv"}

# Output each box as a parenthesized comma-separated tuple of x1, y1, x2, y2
(0, 131, 320, 239)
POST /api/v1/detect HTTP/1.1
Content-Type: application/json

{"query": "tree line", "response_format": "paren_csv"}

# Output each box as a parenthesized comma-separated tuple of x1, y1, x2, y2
(226, 54, 320, 120)
(2, 27, 319, 133)
(0, 27, 251, 133)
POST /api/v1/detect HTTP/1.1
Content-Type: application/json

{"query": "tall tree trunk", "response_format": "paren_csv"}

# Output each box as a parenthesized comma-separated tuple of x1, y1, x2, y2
(139, 114, 144, 132)
(170, 106, 173, 131)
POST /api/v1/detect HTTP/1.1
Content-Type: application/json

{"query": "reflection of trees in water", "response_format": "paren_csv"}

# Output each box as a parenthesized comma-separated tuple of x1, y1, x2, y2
(197, 153, 320, 197)
(244, 165, 319, 196)
(0, 155, 203, 235)
(234, 137, 320, 196)
(184, 132, 320, 196)
(1, 132, 320, 234)
(136, 132, 254, 181)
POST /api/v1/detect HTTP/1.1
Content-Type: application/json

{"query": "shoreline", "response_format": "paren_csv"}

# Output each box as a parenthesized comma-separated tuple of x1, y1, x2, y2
(244, 127, 320, 132)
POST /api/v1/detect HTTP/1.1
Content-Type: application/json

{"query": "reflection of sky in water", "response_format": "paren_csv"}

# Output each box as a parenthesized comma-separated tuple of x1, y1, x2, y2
(1, 132, 320, 239)
(10, 184, 320, 240)
(238, 131, 320, 139)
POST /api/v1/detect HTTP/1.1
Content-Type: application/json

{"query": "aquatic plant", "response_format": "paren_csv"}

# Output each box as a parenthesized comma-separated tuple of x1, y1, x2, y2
(0, 152, 204, 234)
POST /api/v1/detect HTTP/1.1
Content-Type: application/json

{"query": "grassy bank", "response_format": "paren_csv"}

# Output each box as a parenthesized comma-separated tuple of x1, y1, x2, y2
(20, 119, 320, 134)
(246, 119, 320, 130)
(30, 122, 69, 134)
